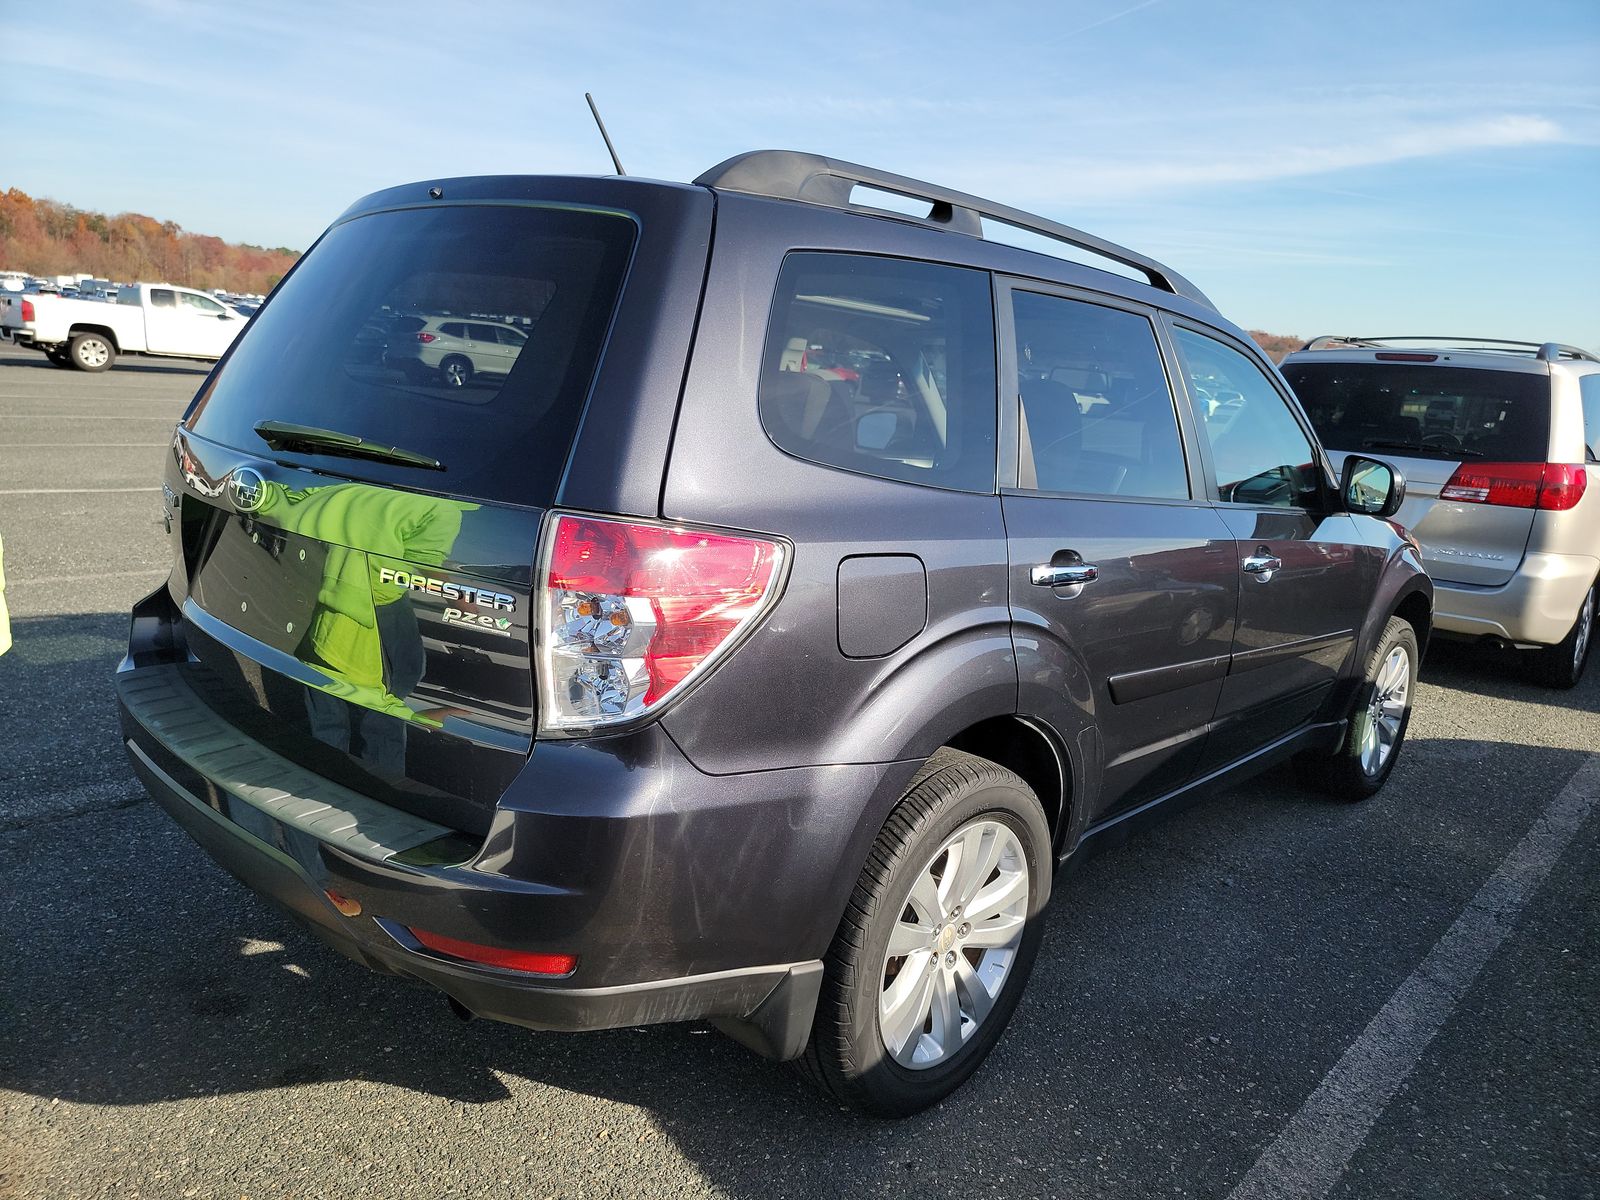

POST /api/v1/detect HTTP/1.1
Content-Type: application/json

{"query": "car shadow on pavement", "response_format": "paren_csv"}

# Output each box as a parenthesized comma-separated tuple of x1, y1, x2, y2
(1420, 636, 1600, 716)
(0, 354, 210, 377)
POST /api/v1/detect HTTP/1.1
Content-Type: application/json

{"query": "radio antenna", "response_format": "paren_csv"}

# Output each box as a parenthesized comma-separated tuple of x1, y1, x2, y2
(584, 92, 626, 176)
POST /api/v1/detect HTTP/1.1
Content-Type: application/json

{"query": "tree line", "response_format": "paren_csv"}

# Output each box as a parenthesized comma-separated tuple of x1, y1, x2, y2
(0, 187, 299, 295)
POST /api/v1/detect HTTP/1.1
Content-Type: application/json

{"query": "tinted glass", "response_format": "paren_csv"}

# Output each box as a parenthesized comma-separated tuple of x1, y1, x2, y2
(1284, 361, 1552, 463)
(758, 252, 997, 493)
(1011, 291, 1188, 499)
(1173, 328, 1319, 508)
(186, 205, 636, 506)
(1580, 375, 1600, 463)
(150, 289, 176, 308)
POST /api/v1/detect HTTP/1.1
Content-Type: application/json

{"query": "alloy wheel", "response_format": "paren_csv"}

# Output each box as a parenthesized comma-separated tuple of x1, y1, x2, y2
(877, 818, 1029, 1070)
(1573, 586, 1594, 670)
(1360, 644, 1411, 776)
(78, 338, 109, 367)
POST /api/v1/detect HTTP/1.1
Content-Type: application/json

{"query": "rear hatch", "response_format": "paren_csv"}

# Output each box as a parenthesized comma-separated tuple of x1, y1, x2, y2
(166, 200, 638, 837)
(1283, 357, 1553, 586)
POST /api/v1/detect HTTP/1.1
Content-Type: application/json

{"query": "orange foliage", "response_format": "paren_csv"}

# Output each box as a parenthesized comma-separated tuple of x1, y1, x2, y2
(0, 186, 298, 294)
(1249, 330, 1304, 363)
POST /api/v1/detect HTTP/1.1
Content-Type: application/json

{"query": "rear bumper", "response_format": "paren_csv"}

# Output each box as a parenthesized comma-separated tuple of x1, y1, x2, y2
(114, 619, 911, 1057)
(127, 731, 818, 1052)
(1433, 551, 1599, 645)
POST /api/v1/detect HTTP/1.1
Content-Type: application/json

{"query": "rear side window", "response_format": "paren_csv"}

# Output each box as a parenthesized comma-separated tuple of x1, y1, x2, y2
(186, 205, 636, 506)
(757, 252, 997, 493)
(1010, 291, 1188, 499)
(1581, 375, 1600, 463)
(150, 289, 176, 308)
(1283, 362, 1551, 463)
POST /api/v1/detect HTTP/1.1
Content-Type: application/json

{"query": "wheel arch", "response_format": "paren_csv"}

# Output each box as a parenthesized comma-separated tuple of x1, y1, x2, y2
(943, 715, 1075, 857)
(68, 323, 120, 351)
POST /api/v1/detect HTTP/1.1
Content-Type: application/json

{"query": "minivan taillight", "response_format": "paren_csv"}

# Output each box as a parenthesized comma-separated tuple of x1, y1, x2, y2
(20, 298, 34, 322)
(535, 514, 785, 735)
(1439, 462, 1588, 511)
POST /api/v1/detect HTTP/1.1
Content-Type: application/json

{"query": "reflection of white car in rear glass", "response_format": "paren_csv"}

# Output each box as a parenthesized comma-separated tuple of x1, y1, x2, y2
(388, 317, 527, 388)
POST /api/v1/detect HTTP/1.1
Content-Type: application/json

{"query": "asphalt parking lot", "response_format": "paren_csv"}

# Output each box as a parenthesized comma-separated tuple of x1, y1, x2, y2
(0, 342, 1595, 1200)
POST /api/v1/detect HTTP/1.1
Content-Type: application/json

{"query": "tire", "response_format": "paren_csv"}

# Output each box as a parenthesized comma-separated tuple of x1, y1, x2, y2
(1294, 616, 1418, 802)
(438, 355, 472, 388)
(796, 748, 1052, 1117)
(1529, 579, 1596, 690)
(68, 332, 114, 372)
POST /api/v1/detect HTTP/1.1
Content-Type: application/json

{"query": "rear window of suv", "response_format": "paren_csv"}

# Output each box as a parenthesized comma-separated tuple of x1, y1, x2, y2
(1283, 361, 1551, 463)
(185, 204, 636, 505)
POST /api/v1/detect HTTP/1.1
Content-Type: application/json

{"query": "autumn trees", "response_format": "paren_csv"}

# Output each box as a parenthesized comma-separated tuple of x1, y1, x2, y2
(0, 187, 297, 294)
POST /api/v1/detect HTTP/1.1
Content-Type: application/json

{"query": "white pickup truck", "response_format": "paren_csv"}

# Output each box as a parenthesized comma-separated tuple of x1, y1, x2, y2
(0, 282, 248, 371)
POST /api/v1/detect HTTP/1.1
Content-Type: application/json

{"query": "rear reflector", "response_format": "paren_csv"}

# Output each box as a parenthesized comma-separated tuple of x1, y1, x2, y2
(1440, 462, 1588, 511)
(536, 513, 784, 734)
(409, 927, 578, 976)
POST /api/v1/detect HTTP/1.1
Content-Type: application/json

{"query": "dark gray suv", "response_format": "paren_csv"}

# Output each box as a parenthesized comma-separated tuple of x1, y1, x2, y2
(117, 152, 1432, 1116)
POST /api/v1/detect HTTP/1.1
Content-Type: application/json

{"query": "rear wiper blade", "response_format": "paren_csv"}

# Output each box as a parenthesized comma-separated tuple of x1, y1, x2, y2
(253, 420, 444, 471)
(1361, 438, 1485, 459)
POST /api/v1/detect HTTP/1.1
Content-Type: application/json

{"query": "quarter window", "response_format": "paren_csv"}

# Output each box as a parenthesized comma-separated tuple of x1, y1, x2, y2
(1010, 291, 1188, 500)
(150, 289, 176, 309)
(758, 252, 997, 493)
(1173, 328, 1320, 508)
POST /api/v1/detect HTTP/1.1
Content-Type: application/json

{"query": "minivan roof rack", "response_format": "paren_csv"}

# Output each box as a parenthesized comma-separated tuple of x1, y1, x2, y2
(695, 150, 1216, 312)
(1301, 334, 1599, 362)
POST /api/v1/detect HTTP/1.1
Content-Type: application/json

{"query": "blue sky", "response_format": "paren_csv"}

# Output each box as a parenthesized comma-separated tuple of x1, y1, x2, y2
(4, 0, 1597, 343)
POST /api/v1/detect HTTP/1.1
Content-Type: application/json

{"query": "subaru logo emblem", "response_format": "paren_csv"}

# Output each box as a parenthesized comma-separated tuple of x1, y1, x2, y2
(230, 466, 266, 513)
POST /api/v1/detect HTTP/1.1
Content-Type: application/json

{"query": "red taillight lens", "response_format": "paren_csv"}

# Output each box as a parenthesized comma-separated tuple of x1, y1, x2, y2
(20, 298, 35, 322)
(1440, 462, 1588, 511)
(537, 513, 784, 733)
(1534, 463, 1588, 510)
(415, 332, 437, 343)
(409, 927, 577, 976)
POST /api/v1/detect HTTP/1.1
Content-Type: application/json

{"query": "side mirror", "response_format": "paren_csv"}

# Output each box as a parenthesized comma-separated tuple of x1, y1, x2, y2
(855, 410, 899, 451)
(1341, 455, 1405, 518)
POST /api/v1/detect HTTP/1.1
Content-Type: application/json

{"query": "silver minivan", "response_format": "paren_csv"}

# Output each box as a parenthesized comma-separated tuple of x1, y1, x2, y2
(1283, 337, 1600, 687)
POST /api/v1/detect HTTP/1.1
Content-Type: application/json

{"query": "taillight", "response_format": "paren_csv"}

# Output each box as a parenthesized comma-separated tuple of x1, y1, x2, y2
(415, 332, 437, 343)
(1440, 462, 1588, 511)
(408, 927, 577, 976)
(536, 513, 784, 734)
(20, 298, 34, 322)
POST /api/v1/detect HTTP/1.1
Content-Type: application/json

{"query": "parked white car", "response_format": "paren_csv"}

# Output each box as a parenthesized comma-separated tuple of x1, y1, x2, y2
(0, 281, 247, 371)
(383, 316, 528, 387)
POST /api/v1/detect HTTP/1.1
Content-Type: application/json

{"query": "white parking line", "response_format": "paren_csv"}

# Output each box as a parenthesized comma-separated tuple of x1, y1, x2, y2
(7, 568, 165, 586)
(0, 443, 168, 448)
(1227, 750, 1600, 1200)
(0, 486, 162, 495)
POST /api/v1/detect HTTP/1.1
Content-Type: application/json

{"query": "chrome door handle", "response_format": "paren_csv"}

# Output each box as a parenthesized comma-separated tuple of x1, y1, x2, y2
(1242, 553, 1282, 580)
(1031, 563, 1099, 588)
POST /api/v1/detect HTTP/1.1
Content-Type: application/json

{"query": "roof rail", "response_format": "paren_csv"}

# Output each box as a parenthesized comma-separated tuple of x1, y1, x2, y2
(694, 150, 1216, 311)
(1299, 334, 1599, 362)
